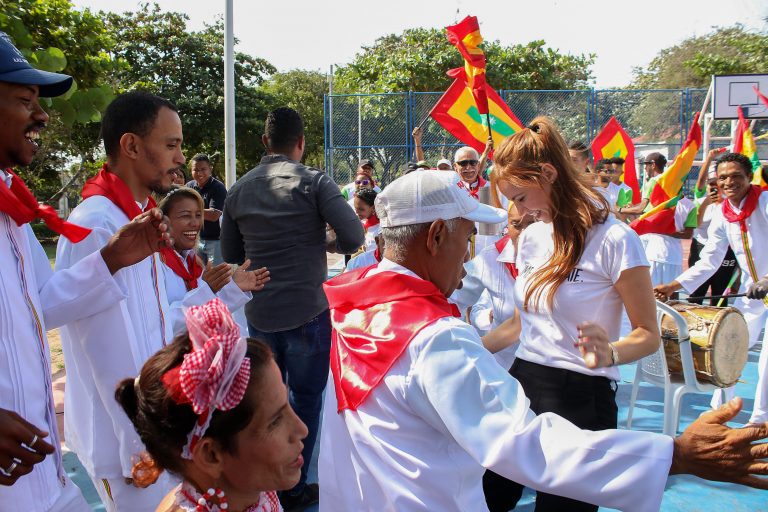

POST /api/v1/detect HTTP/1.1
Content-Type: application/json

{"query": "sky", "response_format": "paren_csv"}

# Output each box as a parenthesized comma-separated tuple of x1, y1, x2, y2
(73, 0, 767, 89)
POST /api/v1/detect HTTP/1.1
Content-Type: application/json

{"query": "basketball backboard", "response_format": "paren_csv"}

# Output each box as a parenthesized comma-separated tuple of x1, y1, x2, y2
(713, 74, 768, 119)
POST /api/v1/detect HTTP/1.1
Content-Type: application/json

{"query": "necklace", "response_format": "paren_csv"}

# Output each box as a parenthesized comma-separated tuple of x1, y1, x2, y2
(175, 481, 282, 512)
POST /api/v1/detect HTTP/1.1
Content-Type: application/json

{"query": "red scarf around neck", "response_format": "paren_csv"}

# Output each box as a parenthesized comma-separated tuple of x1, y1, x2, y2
(0, 169, 91, 242)
(494, 235, 518, 279)
(362, 214, 380, 230)
(159, 248, 202, 290)
(467, 175, 487, 199)
(323, 267, 459, 411)
(81, 164, 156, 220)
(722, 185, 762, 233)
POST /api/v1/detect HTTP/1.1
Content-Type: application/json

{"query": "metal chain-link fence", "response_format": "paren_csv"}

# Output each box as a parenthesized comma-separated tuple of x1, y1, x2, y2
(325, 88, 767, 191)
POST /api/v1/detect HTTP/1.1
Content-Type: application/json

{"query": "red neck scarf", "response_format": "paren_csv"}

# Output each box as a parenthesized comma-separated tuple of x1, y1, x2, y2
(494, 235, 518, 279)
(323, 266, 459, 411)
(722, 185, 762, 233)
(362, 214, 380, 230)
(467, 175, 487, 199)
(81, 164, 156, 220)
(0, 169, 91, 242)
(160, 248, 202, 290)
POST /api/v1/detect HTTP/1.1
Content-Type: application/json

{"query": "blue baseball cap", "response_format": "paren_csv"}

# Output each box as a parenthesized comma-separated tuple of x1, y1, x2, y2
(0, 31, 72, 98)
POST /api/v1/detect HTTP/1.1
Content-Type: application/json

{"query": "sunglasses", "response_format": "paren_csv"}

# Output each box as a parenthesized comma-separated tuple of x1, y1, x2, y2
(355, 179, 371, 185)
(456, 159, 479, 167)
(643, 161, 654, 165)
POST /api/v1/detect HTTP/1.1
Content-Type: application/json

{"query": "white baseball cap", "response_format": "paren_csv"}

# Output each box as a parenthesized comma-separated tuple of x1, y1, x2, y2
(436, 158, 452, 168)
(375, 170, 507, 228)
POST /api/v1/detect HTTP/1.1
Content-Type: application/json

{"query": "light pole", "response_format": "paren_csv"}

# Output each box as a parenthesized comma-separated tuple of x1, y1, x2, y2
(224, 0, 236, 188)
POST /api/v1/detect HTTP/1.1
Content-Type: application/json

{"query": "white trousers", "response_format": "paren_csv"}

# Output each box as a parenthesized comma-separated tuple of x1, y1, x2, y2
(648, 260, 683, 288)
(90, 471, 175, 512)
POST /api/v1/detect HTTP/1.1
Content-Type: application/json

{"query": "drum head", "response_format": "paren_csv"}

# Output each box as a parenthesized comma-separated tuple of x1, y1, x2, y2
(710, 309, 749, 387)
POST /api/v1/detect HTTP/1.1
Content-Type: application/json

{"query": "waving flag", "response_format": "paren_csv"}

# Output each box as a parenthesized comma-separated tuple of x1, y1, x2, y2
(734, 106, 767, 190)
(430, 68, 524, 156)
(755, 85, 768, 109)
(591, 116, 639, 204)
(445, 16, 488, 114)
(630, 112, 702, 236)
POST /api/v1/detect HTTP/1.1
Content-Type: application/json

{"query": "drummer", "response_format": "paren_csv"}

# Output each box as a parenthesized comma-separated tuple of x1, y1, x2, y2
(486, 117, 661, 512)
(655, 152, 768, 426)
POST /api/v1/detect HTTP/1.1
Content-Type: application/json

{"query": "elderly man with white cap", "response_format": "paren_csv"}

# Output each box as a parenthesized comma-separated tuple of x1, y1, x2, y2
(318, 170, 768, 512)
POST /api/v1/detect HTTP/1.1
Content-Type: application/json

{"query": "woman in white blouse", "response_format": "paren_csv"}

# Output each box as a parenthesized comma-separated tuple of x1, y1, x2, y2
(158, 187, 269, 335)
(483, 117, 661, 512)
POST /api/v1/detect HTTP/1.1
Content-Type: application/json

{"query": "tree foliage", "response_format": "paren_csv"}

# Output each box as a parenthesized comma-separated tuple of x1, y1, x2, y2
(632, 25, 768, 89)
(0, 0, 121, 199)
(335, 28, 595, 93)
(104, 3, 276, 177)
(630, 25, 768, 141)
(261, 70, 328, 168)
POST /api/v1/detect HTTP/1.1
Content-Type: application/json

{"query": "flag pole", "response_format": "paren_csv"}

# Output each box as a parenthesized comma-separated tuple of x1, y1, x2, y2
(485, 112, 492, 138)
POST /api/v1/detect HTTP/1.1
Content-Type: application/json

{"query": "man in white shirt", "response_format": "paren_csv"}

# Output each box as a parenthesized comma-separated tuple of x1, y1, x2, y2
(0, 32, 174, 511)
(454, 146, 489, 198)
(319, 170, 768, 512)
(56, 91, 185, 510)
(655, 152, 768, 426)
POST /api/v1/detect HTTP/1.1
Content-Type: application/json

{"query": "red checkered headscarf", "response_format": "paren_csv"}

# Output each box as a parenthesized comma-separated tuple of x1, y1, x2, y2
(162, 298, 251, 459)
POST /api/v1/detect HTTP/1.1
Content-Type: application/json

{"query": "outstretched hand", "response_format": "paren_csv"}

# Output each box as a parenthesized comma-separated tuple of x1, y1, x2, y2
(233, 259, 270, 292)
(671, 397, 768, 489)
(100, 208, 173, 274)
(0, 408, 55, 486)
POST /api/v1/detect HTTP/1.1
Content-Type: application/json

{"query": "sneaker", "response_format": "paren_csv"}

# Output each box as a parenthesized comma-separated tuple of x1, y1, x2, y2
(279, 483, 319, 512)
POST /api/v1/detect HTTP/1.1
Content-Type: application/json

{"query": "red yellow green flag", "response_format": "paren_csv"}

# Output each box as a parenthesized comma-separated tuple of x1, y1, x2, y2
(630, 112, 701, 236)
(445, 16, 488, 114)
(591, 116, 639, 204)
(734, 106, 767, 190)
(430, 68, 524, 156)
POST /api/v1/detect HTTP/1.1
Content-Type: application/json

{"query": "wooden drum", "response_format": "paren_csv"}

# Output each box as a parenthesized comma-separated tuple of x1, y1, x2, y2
(660, 301, 749, 387)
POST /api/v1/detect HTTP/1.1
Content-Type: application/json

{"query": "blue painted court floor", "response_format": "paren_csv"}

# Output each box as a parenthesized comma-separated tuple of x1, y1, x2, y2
(65, 342, 766, 512)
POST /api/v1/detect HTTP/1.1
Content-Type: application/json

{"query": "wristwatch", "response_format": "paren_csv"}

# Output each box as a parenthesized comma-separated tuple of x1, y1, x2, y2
(609, 343, 620, 366)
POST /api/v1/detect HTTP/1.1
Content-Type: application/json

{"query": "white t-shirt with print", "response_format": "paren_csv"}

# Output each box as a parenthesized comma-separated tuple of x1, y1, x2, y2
(514, 217, 649, 380)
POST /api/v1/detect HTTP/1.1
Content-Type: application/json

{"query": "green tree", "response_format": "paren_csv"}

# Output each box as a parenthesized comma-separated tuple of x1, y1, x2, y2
(104, 3, 276, 177)
(261, 70, 328, 168)
(632, 25, 768, 89)
(630, 25, 768, 140)
(0, 0, 121, 200)
(335, 28, 594, 93)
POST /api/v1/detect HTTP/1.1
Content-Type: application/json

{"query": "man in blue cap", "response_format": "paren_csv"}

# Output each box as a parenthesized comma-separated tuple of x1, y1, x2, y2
(0, 31, 176, 511)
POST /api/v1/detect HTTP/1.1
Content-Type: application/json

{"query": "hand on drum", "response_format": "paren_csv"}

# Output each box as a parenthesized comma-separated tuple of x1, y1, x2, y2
(671, 397, 768, 489)
(746, 277, 768, 300)
(575, 322, 612, 368)
(654, 282, 679, 302)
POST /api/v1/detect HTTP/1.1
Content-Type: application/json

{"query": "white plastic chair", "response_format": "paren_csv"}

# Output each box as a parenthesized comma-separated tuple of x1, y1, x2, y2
(626, 301, 718, 436)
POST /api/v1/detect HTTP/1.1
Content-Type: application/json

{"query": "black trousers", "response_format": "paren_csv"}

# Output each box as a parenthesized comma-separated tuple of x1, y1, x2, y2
(483, 358, 618, 512)
(687, 239, 738, 306)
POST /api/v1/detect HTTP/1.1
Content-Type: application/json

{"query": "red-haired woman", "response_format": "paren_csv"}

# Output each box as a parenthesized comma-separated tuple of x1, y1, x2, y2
(485, 117, 661, 512)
